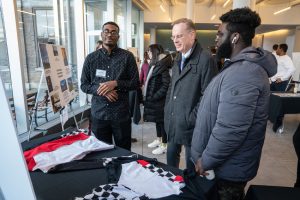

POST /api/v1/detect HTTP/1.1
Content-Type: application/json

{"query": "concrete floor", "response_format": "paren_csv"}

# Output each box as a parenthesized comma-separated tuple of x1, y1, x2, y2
(131, 113, 300, 190)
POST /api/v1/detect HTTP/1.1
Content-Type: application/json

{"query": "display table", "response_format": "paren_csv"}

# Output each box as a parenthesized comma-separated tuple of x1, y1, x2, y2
(244, 185, 300, 200)
(22, 131, 216, 200)
(268, 93, 300, 130)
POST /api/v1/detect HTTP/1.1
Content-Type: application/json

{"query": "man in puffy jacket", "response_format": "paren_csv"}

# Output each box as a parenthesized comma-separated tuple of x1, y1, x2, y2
(191, 8, 277, 200)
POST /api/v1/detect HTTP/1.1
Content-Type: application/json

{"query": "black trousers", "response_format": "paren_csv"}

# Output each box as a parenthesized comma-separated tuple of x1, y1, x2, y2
(156, 122, 167, 143)
(294, 123, 300, 187)
(91, 116, 132, 151)
(270, 80, 289, 92)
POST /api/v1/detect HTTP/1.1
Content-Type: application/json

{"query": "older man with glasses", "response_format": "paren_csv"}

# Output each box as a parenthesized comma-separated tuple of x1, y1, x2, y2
(164, 18, 217, 170)
(80, 21, 139, 151)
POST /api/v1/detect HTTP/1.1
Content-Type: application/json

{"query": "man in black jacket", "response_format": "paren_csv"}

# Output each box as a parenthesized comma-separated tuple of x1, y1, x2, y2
(80, 22, 139, 151)
(164, 18, 217, 170)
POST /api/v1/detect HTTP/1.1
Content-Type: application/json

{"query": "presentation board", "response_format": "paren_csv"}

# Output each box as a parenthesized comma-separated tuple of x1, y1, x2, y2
(0, 76, 36, 200)
(39, 43, 76, 113)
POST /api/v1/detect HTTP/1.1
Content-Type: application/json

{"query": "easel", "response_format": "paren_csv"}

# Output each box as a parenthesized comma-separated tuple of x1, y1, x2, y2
(27, 70, 46, 141)
(59, 102, 79, 131)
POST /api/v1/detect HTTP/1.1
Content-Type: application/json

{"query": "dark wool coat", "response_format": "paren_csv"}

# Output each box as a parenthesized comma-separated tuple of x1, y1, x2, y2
(164, 42, 218, 145)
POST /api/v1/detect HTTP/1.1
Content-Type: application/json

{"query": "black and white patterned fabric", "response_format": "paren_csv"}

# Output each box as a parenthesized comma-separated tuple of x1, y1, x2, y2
(75, 184, 148, 200)
(60, 129, 88, 138)
(102, 154, 138, 166)
(76, 159, 185, 200)
(137, 160, 184, 184)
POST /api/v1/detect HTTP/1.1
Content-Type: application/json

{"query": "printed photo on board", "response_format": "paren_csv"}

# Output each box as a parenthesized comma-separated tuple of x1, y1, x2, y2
(53, 45, 58, 56)
(46, 76, 53, 92)
(67, 77, 73, 92)
(60, 79, 68, 92)
(61, 47, 68, 66)
(39, 43, 50, 69)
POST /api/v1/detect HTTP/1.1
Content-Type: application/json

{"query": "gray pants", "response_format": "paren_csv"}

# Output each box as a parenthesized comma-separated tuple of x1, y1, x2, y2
(166, 142, 193, 170)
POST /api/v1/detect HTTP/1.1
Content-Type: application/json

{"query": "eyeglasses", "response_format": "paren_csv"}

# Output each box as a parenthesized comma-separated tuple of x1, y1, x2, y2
(170, 34, 184, 41)
(102, 29, 119, 36)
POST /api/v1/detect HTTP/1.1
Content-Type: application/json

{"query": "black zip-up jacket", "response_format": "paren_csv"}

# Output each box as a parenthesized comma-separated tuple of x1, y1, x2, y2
(80, 47, 139, 120)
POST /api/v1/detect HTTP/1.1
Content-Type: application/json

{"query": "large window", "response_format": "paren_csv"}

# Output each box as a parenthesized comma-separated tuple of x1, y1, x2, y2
(114, 0, 127, 48)
(0, 2, 12, 94)
(131, 5, 140, 48)
(85, 0, 107, 54)
(17, 0, 78, 126)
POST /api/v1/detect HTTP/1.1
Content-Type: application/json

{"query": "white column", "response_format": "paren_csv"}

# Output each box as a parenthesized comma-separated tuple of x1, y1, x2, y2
(292, 26, 300, 82)
(186, 0, 195, 20)
(139, 11, 144, 62)
(126, 0, 132, 48)
(74, 0, 86, 106)
(150, 28, 156, 45)
(294, 26, 300, 52)
(233, 0, 256, 10)
(2, 0, 29, 133)
(107, 0, 114, 22)
(53, 0, 60, 44)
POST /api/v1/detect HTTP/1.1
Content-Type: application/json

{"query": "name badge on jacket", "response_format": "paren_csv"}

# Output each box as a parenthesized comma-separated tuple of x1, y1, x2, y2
(96, 69, 106, 78)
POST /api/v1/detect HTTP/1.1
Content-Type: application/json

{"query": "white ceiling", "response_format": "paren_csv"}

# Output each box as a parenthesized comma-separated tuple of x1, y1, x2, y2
(141, 0, 300, 33)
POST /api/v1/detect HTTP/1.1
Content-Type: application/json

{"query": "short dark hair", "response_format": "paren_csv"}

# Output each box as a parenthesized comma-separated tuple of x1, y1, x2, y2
(219, 7, 261, 46)
(97, 40, 103, 45)
(279, 43, 288, 53)
(272, 44, 278, 51)
(102, 21, 120, 32)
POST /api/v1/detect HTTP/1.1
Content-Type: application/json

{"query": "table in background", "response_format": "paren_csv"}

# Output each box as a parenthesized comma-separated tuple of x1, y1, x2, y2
(268, 93, 300, 126)
(22, 131, 216, 200)
(244, 185, 300, 200)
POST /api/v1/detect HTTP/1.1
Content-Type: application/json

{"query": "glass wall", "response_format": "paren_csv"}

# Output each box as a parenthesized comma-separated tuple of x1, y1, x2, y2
(85, 0, 107, 54)
(0, 1, 13, 95)
(1, 0, 144, 131)
(131, 5, 140, 49)
(17, 0, 78, 126)
(114, 0, 127, 48)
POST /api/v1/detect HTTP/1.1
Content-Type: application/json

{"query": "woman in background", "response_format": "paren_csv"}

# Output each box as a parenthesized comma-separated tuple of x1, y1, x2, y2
(143, 44, 172, 155)
(140, 51, 150, 87)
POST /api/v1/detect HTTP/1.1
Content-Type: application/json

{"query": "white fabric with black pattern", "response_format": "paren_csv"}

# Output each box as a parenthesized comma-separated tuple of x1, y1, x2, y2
(75, 184, 148, 200)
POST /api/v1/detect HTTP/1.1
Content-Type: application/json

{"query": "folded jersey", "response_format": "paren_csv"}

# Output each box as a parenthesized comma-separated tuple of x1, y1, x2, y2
(24, 132, 114, 173)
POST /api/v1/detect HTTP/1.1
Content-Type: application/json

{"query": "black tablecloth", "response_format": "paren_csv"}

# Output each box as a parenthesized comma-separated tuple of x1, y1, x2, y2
(22, 131, 215, 200)
(244, 185, 300, 200)
(268, 93, 300, 123)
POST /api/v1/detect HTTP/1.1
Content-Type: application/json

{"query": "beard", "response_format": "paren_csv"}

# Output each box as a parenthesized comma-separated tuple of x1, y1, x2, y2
(216, 36, 232, 60)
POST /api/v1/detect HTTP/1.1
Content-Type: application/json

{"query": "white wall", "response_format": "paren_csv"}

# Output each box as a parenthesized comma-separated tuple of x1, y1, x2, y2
(261, 29, 295, 56)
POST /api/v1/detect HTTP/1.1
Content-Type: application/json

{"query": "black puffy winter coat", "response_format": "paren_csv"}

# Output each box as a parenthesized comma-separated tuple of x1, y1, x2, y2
(143, 54, 172, 122)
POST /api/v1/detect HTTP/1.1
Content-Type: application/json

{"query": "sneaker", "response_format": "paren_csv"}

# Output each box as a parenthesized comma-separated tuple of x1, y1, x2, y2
(152, 144, 167, 155)
(147, 139, 161, 148)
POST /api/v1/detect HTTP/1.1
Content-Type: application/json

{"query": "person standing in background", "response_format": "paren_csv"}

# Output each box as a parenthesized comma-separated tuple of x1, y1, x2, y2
(164, 18, 217, 169)
(272, 44, 278, 57)
(144, 44, 172, 155)
(140, 51, 150, 87)
(270, 43, 295, 132)
(81, 21, 139, 151)
(95, 40, 103, 51)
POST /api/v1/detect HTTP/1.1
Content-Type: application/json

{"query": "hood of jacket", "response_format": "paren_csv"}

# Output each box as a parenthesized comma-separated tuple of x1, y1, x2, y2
(151, 53, 172, 75)
(228, 46, 277, 78)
